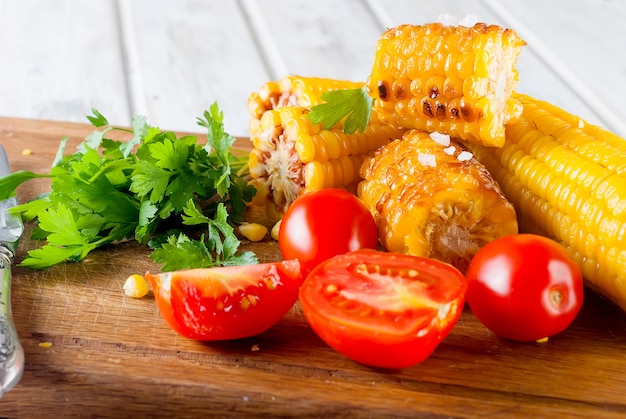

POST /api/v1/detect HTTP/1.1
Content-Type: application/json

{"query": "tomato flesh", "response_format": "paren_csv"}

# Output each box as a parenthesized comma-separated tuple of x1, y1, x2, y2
(279, 189, 379, 275)
(299, 249, 467, 369)
(465, 234, 584, 342)
(146, 260, 304, 340)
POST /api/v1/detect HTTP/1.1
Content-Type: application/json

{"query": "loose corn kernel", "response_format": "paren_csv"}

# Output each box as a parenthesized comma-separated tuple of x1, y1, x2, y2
(239, 222, 268, 242)
(536, 337, 549, 343)
(22, 148, 32, 156)
(123, 274, 150, 298)
(271, 219, 282, 241)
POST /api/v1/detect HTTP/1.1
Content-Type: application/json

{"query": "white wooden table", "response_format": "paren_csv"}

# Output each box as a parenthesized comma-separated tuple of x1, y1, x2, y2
(1, 0, 625, 138)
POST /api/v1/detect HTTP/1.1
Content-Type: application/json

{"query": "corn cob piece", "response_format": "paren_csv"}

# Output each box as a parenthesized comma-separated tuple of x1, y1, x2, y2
(358, 129, 518, 272)
(248, 76, 364, 133)
(245, 106, 404, 226)
(366, 22, 526, 148)
(468, 93, 626, 310)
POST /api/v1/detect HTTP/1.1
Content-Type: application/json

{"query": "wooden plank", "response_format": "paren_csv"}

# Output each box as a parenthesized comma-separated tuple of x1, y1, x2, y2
(127, 0, 271, 137)
(2, 117, 626, 416)
(0, 0, 130, 126)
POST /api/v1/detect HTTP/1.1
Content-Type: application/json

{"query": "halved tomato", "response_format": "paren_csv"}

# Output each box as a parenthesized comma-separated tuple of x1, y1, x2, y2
(299, 249, 467, 369)
(146, 260, 303, 340)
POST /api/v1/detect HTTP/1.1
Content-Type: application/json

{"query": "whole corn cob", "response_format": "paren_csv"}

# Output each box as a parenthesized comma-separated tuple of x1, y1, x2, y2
(358, 129, 518, 272)
(468, 93, 626, 310)
(366, 22, 526, 148)
(248, 76, 364, 133)
(245, 106, 404, 226)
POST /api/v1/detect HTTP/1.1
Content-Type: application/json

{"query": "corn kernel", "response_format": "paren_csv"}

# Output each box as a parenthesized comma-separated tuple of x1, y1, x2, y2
(239, 222, 268, 242)
(123, 274, 150, 298)
(271, 220, 282, 241)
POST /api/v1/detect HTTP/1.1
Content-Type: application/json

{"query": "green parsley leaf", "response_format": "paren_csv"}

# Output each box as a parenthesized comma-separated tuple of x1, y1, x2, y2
(19, 203, 103, 269)
(6, 105, 258, 271)
(149, 233, 215, 271)
(120, 115, 149, 157)
(86, 108, 109, 127)
(307, 86, 373, 134)
(0, 170, 49, 200)
(149, 200, 258, 271)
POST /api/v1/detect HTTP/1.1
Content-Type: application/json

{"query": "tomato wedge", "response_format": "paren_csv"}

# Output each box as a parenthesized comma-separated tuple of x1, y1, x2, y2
(299, 249, 467, 369)
(146, 260, 304, 340)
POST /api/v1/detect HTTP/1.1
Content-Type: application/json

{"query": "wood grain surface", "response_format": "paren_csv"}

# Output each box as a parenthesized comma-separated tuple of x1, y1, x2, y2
(1, 117, 626, 418)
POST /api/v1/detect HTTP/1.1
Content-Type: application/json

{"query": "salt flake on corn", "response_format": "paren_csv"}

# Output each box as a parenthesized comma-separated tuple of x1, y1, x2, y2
(457, 151, 473, 162)
(429, 131, 451, 147)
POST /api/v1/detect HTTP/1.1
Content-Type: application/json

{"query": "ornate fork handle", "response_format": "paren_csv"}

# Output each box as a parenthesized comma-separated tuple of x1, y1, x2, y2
(0, 243, 24, 396)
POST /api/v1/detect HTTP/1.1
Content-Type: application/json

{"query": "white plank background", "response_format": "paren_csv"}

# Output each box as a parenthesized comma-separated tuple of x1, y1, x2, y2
(0, 0, 624, 138)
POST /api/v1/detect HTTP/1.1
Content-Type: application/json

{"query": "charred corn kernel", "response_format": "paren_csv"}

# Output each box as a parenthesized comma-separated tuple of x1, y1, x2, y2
(247, 106, 404, 221)
(248, 76, 364, 133)
(123, 274, 150, 298)
(271, 220, 281, 241)
(367, 22, 526, 148)
(468, 93, 626, 311)
(239, 222, 268, 242)
(358, 129, 518, 272)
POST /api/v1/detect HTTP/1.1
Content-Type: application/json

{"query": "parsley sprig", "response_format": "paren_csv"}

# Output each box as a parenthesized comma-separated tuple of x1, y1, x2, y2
(0, 102, 257, 270)
(306, 86, 373, 134)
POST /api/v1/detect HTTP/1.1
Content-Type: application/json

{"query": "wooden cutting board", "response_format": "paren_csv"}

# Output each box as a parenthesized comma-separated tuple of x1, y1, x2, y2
(1, 116, 626, 417)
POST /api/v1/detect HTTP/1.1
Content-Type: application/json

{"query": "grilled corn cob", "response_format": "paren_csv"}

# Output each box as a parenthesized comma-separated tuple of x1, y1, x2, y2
(468, 93, 626, 310)
(367, 22, 526, 148)
(358, 129, 518, 272)
(245, 106, 404, 225)
(248, 76, 364, 133)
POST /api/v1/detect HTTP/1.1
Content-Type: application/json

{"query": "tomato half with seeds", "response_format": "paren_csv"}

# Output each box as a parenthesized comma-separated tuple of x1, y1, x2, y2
(279, 188, 379, 275)
(465, 234, 584, 342)
(146, 260, 304, 340)
(299, 249, 467, 369)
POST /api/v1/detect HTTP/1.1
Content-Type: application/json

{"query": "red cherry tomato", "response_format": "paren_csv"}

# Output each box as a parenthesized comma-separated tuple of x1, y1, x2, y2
(299, 249, 467, 369)
(279, 189, 378, 274)
(465, 234, 584, 342)
(146, 260, 303, 340)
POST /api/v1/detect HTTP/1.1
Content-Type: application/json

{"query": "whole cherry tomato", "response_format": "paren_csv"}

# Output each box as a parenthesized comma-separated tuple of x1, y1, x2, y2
(278, 189, 379, 274)
(146, 260, 303, 340)
(299, 249, 467, 369)
(465, 234, 584, 342)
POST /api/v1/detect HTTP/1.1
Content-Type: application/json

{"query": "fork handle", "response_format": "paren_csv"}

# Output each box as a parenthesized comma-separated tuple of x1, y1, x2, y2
(0, 247, 24, 396)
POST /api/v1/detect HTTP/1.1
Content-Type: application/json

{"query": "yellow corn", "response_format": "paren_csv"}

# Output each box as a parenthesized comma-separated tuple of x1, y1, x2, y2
(238, 222, 269, 242)
(468, 93, 626, 310)
(246, 106, 404, 225)
(123, 274, 150, 298)
(270, 220, 281, 241)
(358, 129, 518, 272)
(367, 22, 526, 148)
(248, 75, 364, 133)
